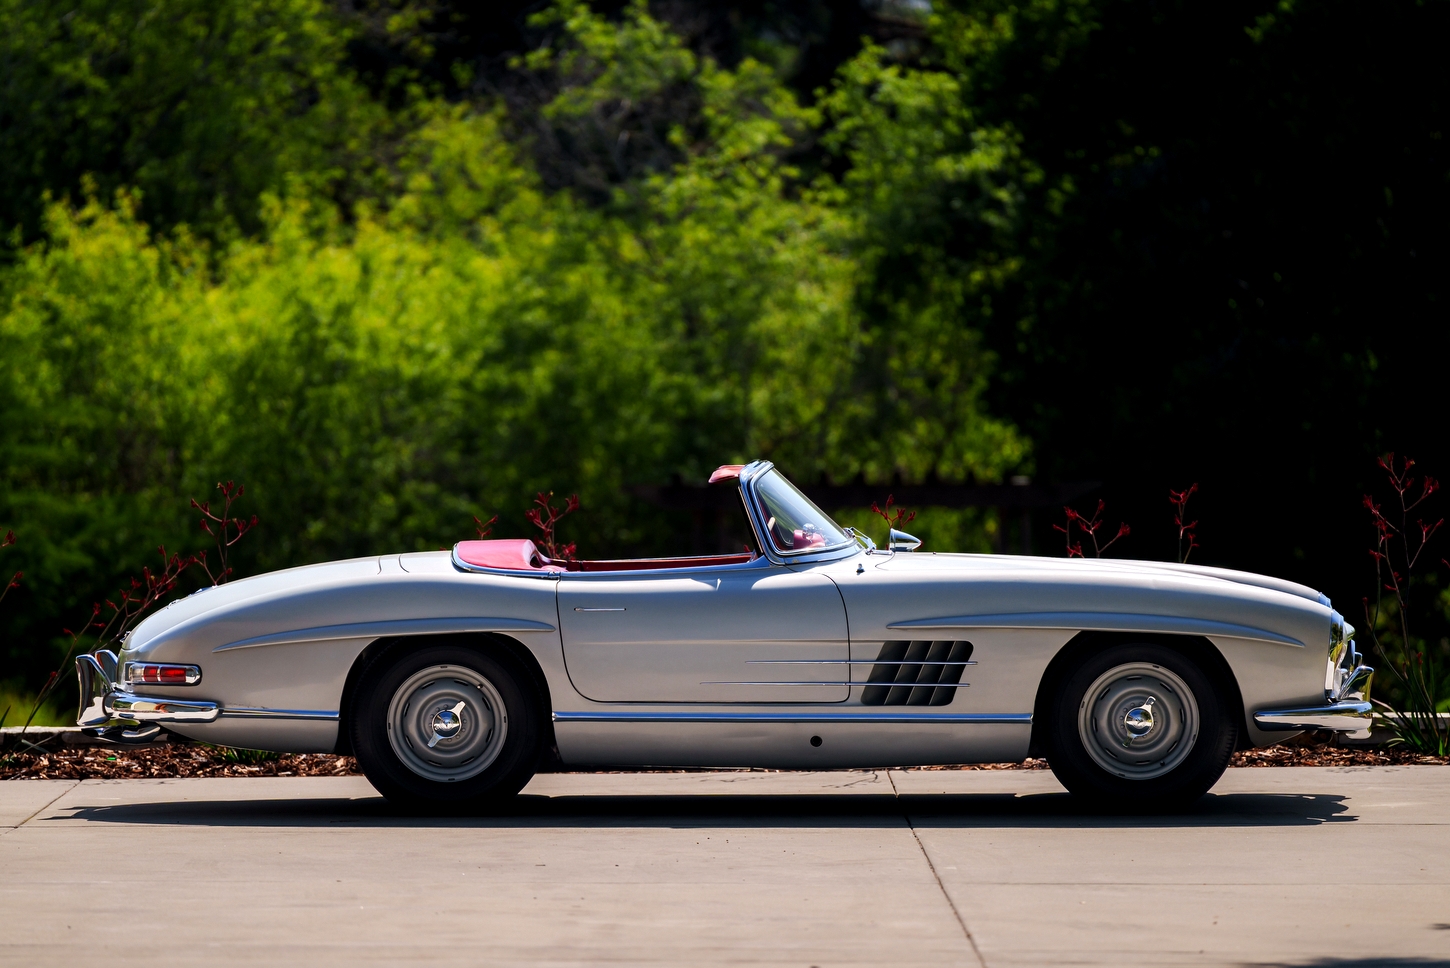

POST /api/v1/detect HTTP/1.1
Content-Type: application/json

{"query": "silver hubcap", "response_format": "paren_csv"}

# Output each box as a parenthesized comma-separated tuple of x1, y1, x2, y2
(1078, 662, 1199, 780)
(387, 665, 508, 782)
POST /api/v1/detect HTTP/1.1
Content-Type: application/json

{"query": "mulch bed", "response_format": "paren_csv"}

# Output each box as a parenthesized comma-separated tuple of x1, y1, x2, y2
(1, 735, 1444, 780)
(0, 745, 360, 780)
(1229, 744, 1448, 767)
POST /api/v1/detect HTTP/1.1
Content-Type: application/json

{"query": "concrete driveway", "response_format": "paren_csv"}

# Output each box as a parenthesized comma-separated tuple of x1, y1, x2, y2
(1, 766, 1447, 967)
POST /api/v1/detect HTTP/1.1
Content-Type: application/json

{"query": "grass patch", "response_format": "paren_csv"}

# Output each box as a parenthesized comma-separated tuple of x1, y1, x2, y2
(203, 745, 281, 764)
(0, 686, 70, 729)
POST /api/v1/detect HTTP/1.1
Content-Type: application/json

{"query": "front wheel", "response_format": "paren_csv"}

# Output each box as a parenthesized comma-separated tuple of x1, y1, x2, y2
(1045, 642, 1237, 811)
(350, 641, 542, 813)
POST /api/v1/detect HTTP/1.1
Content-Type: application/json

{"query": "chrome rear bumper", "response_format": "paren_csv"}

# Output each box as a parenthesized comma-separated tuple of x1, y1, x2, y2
(106, 691, 220, 722)
(1253, 700, 1374, 732)
(76, 652, 220, 743)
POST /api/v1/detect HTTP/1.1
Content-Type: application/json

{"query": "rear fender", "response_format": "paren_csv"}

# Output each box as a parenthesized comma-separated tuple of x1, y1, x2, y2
(334, 633, 556, 762)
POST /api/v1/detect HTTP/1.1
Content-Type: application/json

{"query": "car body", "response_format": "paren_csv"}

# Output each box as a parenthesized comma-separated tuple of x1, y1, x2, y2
(77, 460, 1373, 809)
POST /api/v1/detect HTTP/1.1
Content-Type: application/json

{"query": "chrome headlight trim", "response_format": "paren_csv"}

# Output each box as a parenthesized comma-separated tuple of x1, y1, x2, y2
(1326, 611, 1371, 702)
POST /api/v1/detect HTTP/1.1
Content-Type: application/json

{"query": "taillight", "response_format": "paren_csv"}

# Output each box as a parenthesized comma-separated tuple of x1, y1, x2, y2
(124, 662, 202, 686)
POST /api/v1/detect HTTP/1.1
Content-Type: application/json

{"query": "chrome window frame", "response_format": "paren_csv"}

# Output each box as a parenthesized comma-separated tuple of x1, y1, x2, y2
(739, 461, 863, 567)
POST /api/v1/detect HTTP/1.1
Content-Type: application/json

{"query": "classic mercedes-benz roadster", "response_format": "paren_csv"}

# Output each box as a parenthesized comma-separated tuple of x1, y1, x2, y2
(77, 461, 1372, 811)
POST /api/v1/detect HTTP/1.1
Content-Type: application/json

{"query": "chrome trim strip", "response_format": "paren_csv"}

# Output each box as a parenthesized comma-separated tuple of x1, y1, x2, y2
(214, 616, 557, 652)
(558, 558, 774, 581)
(745, 659, 977, 666)
(221, 706, 340, 721)
(106, 691, 220, 723)
(574, 607, 625, 612)
(887, 611, 1304, 647)
(552, 710, 1030, 724)
(698, 681, 970, 687)
(1253, 700, 1374, 732)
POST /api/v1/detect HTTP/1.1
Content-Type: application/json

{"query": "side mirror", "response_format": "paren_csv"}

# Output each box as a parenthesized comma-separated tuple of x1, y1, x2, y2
(888, 528, 922, 552)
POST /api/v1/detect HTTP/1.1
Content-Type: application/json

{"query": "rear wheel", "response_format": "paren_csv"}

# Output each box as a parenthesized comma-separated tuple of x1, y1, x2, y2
(351, 641, 541, 813)
(1045, 642, 1237, 811)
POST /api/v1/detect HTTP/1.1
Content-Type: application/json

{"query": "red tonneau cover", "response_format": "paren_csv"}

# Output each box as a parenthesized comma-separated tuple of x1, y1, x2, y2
(454, 539, 545, 570)
(454, 539, 753, 573)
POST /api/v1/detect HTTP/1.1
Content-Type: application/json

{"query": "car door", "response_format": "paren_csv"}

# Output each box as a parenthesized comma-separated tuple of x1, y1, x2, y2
(558, 561, 849, 702)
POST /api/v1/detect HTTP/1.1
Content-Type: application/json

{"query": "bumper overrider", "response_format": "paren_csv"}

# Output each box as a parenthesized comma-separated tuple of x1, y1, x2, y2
(76, 651, 219, 745)
(1253, 612, 1375, 735)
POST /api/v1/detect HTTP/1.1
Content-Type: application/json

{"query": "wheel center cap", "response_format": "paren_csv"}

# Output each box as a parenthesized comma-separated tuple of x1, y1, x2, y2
(432, 709, 462, 737)
(1123, 698, 1156, 738)
(428, 702, 466, 747)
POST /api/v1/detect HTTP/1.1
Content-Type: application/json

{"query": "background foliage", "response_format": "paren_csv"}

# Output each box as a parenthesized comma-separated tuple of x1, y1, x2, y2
(2, 0, 1447, 713)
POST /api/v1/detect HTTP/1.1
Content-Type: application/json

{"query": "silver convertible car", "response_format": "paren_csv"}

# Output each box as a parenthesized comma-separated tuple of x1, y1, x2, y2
(77, 461, 1372, 811)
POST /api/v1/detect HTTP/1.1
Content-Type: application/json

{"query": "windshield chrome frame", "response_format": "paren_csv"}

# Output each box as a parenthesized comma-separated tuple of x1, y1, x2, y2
(739, 461, 863, 567)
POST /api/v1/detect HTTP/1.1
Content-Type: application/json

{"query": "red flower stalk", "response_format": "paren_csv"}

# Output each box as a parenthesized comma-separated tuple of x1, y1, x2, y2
(0, 530, 17, 609)
(191, 480, 258, 586)
(27, 552, 195, 723)
(526, 492, 580, 560)
(1169, 483, 1200, 563)
(870, 495, 917, 538)
(11, 485, 258, 748)
(1054, 500, 1129, 558)
(473, 514, 499, 539)
(1362, 453, 1450, 754)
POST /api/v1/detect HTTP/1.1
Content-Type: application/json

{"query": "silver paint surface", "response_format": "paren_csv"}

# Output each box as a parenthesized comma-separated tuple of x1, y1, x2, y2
(116, 538, 1339, 764)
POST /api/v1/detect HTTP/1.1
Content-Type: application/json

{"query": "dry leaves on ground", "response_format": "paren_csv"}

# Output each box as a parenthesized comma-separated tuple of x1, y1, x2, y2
(0, 744, 360, 780)
(1, 736, 1444, 781)
(1229, 744, 1447, 767)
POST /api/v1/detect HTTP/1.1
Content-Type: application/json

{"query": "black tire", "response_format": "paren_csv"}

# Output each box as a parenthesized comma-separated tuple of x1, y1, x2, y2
(1045, 641, 1237, 811)
(350, 640, 542, 813)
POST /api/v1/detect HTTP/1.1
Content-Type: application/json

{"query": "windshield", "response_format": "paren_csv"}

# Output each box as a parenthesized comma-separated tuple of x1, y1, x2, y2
(753, 469, 854, 555)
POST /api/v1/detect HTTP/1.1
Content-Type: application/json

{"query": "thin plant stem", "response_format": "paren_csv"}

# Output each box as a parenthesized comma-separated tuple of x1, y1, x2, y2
(1361, 454, 1448, 754)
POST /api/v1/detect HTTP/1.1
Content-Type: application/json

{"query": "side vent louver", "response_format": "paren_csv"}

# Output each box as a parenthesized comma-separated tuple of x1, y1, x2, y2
(861, 640, 974, 706)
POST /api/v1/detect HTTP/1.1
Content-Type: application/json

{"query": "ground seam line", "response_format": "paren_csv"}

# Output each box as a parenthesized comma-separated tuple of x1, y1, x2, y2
(886, 770, 989, 968)
(10, 778, 81, 828)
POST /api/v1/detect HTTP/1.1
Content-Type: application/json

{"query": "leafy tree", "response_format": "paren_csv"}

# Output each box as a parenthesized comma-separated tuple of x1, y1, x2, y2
(0, 0, 387, 243)
(0, 3, 1023, 696)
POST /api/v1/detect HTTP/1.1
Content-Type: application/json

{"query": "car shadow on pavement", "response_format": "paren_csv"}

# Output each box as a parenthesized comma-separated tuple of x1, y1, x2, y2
(1246, 960, 1450, 968)
(48, 789, 1355, 828)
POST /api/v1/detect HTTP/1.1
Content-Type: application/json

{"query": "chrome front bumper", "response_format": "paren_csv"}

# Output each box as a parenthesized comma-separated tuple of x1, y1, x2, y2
(1256, 619, 1377, 734)
(76, 652, 219, 743)
(1253, 700, 1374, 732)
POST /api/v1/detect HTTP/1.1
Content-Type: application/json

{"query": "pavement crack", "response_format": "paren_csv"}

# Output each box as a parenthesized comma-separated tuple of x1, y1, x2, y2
(888, 770, 988, 968)
(8, 778, 80, 829)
